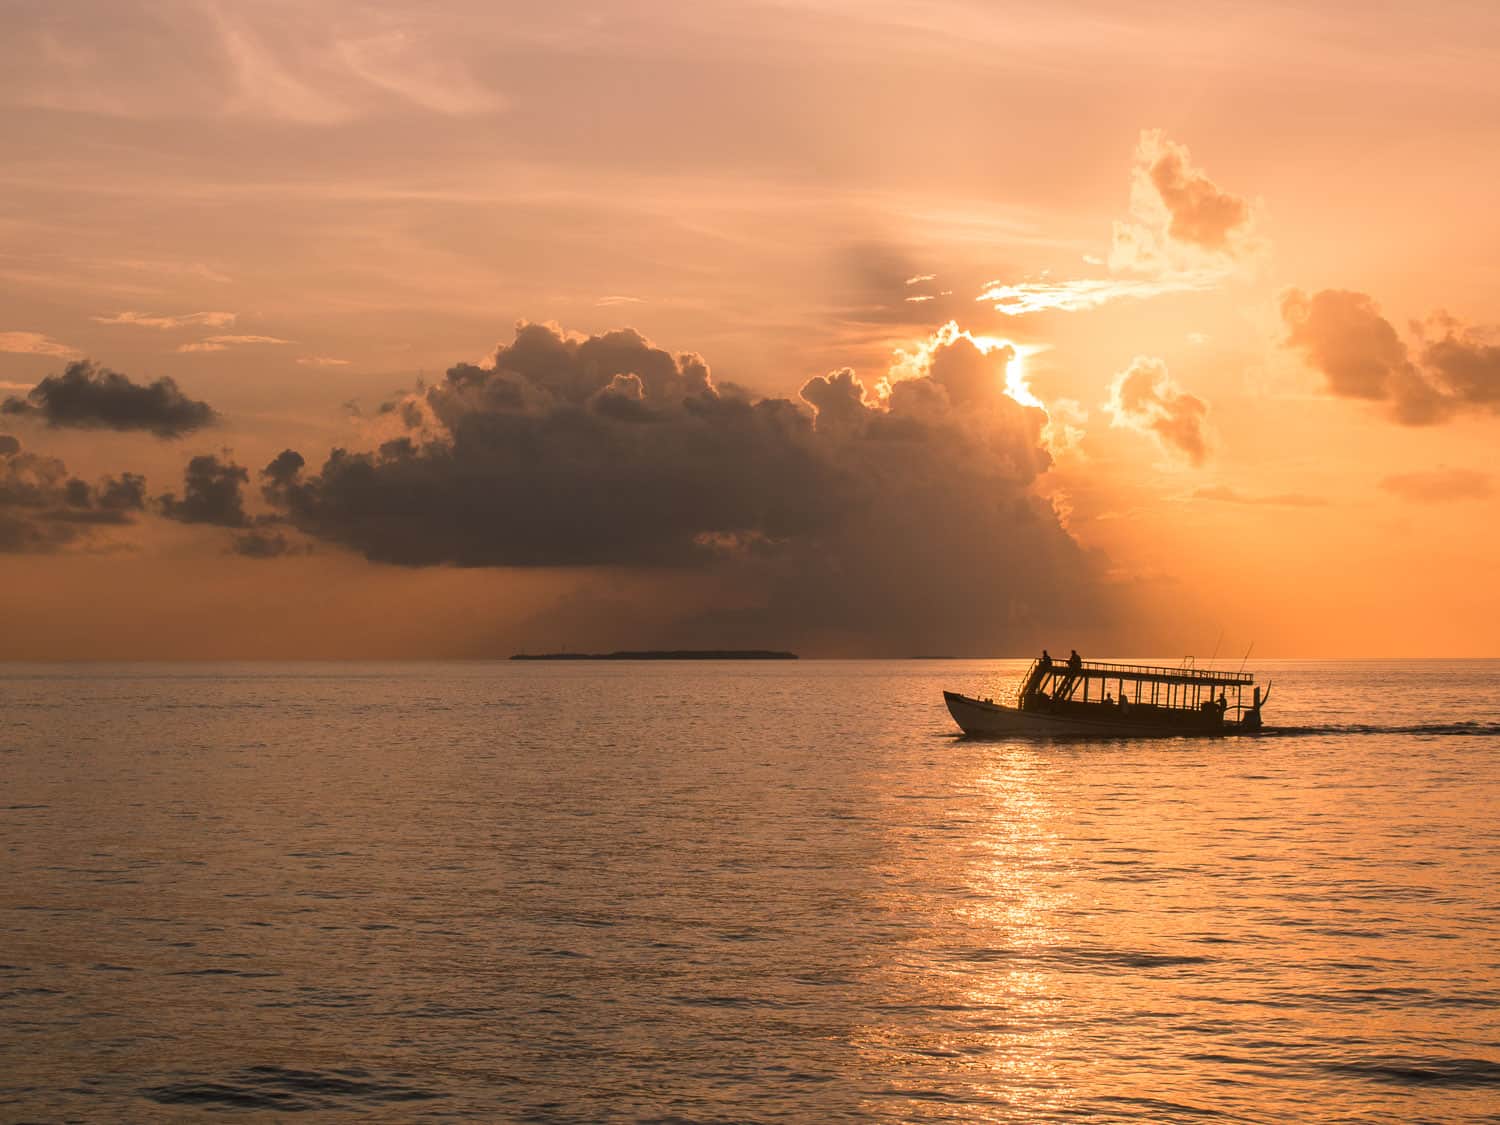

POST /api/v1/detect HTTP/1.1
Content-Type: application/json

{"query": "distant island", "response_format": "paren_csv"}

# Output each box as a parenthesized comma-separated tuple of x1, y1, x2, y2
(510, 650, 798, 661)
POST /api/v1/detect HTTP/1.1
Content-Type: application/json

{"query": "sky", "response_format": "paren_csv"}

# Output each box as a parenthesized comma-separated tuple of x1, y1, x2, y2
(2, 0, 1498, 658)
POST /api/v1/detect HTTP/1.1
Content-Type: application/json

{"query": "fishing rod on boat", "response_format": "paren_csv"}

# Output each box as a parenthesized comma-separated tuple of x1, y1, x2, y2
(1206, 628, 1223, 671)
(1237, 642, 1255, 675)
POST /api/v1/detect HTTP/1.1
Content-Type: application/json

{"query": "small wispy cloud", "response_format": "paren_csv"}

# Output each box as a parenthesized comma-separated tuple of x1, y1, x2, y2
(905, 294, 935, 303)
(0, 331, 81, 359)
(94, 311, 237, 330)
(595, 295, 645, 307)
(297, 355, 351, 367)
(977, 276, 1215, 316)
(905, 274, 936, 286)
(178, 335, 291, 354)
(1191, 485, 1327, 507)
(6, 5, 506, 125)
(333, 29, 506, 118)
(1379, 468, 1492, 503)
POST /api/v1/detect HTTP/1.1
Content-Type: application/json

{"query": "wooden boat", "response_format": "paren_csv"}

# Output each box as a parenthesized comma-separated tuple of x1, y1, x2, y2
(945, 654, 1269, 738)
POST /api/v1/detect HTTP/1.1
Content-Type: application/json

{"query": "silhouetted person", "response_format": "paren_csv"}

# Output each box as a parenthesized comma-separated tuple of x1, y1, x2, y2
(1040, 649, 1052, 670)
(1217, 690, 1228, 715)
(1068, 649, 1082, 672)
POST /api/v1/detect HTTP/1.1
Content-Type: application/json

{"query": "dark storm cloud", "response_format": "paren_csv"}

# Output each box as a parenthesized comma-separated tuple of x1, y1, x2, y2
(0, 436, 146, 553)
(1, 360, 217, 437)
(253, 321, 1110, 654)
(1282, 289, 1500, 426)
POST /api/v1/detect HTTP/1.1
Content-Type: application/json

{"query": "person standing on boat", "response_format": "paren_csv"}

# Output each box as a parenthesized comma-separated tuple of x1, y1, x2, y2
(1068, 649, 1082, 672)
(1040, 649, 1053, 671)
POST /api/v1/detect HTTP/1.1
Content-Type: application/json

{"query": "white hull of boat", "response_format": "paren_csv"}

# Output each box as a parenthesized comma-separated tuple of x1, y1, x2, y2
(943, 691, 1231, 739)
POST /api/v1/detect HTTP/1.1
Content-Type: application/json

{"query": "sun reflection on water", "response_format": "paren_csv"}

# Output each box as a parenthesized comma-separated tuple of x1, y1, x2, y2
(853, 749, 1082, 1119)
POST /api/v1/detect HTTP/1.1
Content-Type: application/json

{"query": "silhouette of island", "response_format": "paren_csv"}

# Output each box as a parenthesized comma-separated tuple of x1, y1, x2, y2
(510, 650, 797, 661)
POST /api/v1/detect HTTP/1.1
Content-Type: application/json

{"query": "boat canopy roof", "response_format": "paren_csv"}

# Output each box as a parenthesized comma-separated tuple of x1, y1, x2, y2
(1034, 658, 1253, 687)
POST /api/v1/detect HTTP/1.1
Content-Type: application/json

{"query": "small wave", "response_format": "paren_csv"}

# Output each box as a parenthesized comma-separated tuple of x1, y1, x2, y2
(952, 944, 1212, 970)
(1264, 721, 1500, 738)
(141, 1065, 443, 1112)
(1091, 1093, 1243, 1119)
(1319, 1055, 1500, 1088)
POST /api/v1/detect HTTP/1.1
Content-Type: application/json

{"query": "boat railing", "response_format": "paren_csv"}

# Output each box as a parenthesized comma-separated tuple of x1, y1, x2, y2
(1013, 657, 1253, 706)
(1063, 659, 1254, 685)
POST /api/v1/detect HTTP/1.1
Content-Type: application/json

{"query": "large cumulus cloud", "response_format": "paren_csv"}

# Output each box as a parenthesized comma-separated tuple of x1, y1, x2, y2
(0, 434, 146, 553)
(1282, 289, 1500, 425)
(1, 360, 216, 437)
(250, 321, 1109, 653)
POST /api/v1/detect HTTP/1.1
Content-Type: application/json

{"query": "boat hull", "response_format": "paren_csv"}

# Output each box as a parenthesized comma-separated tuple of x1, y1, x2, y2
(943, 691, 1240, 739)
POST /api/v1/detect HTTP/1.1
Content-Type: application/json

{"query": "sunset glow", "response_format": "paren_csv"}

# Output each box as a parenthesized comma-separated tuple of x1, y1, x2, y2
(0, 0, 1497, 658)
(5, 8, 1500, 1121)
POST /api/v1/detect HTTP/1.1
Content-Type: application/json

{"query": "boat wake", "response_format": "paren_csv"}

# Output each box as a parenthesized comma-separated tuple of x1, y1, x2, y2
(1263, 721, 1500, 738)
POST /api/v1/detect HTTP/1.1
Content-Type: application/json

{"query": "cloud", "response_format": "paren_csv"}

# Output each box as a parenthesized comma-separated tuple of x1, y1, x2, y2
(1143, 134, 1250, 250)
(232, 527, 307, 558)
(247, 320, 1111, 654)
(1417, 314, 1500, 410)
(178, 334, 291, 353)
(1105, 356, 1211, 465)
(1379, 468, 1492, 503)
(297, 355, 351, 367)
(0, 435, 145, 553)
(1191, 485, 1327, 507)
(0, 331, 81, 359)
(157, 451, 311, 559)
(94, 311, 237, 330)
(1, 2, 505, 124)
(1111, 130, 1255, 273)
(1281, 288, 1500, 425)
(157, 454, 250, 527)
(1, 360, 217, 437)
(977, 131, 1251, 318)
(976, 276, 1213, 316)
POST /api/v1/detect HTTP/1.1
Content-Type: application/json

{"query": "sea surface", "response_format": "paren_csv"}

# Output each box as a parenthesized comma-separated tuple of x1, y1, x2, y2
(2, 659, 1498, 1123)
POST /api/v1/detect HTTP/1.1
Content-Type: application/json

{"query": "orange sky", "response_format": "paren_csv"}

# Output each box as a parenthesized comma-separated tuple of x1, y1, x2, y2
(2, 0, 1498, 658)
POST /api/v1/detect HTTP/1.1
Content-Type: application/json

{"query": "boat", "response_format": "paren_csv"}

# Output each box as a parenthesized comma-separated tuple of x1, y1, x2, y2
(945, 653, 1270, 738)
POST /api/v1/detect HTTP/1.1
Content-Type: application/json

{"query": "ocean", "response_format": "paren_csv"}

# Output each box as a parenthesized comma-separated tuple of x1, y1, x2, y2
(2, 659, 1497, 1122)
